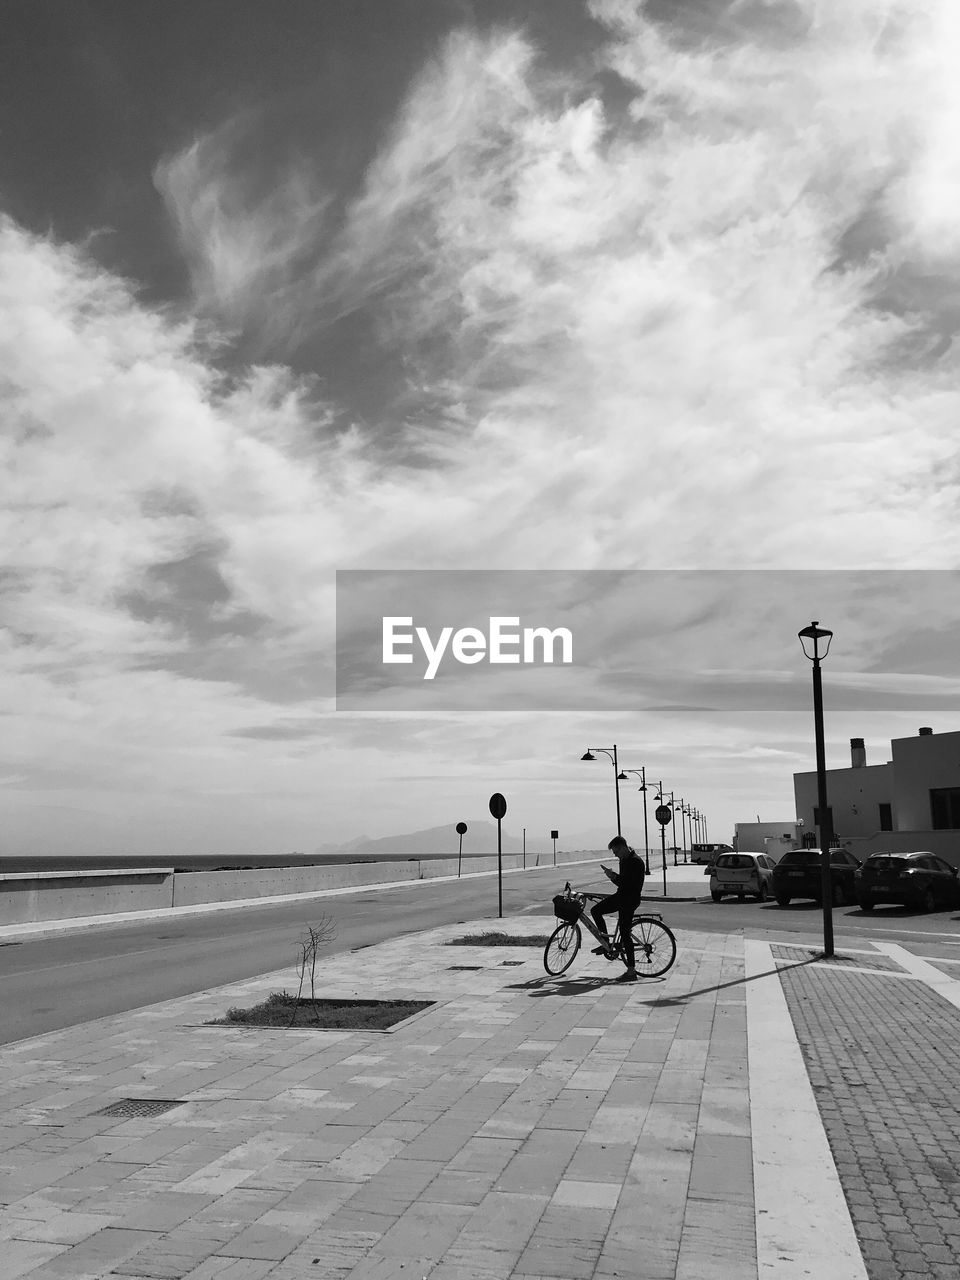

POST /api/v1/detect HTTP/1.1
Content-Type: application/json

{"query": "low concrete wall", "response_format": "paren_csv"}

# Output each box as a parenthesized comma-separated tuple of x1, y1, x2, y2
(0, 868, 173, 926)
(1, 849, 603, 924)
(172, 848, 601, 908)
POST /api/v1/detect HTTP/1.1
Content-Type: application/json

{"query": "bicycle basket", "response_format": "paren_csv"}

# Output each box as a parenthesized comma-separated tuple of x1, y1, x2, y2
(552, 894, 582, 924)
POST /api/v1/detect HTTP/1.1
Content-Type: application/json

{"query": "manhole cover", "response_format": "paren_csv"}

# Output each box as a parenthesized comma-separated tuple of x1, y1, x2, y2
(93, 1098, 186, 1119)
(500, 960, 524, 966)
(447, 965, 483, 971)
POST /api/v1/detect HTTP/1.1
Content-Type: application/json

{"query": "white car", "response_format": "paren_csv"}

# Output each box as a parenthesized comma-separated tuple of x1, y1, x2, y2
(709, 852, 776, 903)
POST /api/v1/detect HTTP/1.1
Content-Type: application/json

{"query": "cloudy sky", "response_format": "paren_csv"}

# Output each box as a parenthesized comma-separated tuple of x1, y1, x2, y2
(4, 0, 960, 858)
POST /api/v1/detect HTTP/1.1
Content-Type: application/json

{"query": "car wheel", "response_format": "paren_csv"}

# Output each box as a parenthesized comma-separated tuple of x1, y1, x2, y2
(857, 897, 874, 912)
(775, 895, 791, 907)
(921, 887, 936, 913)
(711, 890, 724, 903)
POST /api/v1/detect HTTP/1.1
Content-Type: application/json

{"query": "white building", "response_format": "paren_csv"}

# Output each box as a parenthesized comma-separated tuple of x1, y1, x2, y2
(733, 821, 801, 862)
(793, 728, 960, 866)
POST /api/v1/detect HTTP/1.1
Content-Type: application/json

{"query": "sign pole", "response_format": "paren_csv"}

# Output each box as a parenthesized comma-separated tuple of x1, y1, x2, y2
(488, 794, 507, 919)
(498, 819, 502, 915)
(455, 822, 467, 878)
(654, 800, 673, 897)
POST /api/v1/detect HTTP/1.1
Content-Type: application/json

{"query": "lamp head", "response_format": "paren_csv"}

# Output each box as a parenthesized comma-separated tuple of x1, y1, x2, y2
(581, 751, 596, 762)
(798, 621, 833, 662)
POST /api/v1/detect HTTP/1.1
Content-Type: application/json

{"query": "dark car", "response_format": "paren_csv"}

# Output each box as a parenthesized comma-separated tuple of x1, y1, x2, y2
(771, 848, 861, 907)
(855, 851, 960, 913)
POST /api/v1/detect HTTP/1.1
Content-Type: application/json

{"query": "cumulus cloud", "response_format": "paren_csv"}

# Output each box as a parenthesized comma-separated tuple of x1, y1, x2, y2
(6, 1, 960, 850)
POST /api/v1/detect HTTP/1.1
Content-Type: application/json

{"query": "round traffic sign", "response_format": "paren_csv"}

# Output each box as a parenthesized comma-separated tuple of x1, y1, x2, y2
(654, 804, 672, 825)
(456, 822, 468, 835)
(488, 793, 507, 820)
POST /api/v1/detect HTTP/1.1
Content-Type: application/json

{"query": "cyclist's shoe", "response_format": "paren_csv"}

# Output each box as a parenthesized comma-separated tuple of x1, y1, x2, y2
(615, 968, 639, 982)
(592, 944, 616, 958)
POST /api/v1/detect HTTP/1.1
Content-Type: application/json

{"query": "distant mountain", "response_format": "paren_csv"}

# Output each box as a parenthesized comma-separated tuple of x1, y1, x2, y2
(315, 834, 372, 854)
(316, 822, 606, 858)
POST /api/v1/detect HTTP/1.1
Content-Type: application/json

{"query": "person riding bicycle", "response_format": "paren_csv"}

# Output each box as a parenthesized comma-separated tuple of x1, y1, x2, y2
(591, 835, 645, 982)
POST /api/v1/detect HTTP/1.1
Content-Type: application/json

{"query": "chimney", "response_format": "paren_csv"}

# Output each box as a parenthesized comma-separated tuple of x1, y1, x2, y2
(850, 737, 866, 768)
(919, 727, 933, 736)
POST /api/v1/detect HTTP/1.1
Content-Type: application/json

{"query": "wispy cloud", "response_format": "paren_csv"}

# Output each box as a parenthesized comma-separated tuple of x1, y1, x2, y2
(5, 3, 960, 851)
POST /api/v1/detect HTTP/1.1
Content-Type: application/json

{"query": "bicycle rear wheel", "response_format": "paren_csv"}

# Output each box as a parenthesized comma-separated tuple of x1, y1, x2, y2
(630, 916, 677, 978)
(544, 921, 581, 975)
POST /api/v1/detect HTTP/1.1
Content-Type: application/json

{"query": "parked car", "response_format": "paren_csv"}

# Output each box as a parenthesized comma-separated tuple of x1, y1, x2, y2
(709, 852, 777, 902)
(691, 842, 734, 866)
(855, 851, 960, 913)
(771, 848, 861, 906)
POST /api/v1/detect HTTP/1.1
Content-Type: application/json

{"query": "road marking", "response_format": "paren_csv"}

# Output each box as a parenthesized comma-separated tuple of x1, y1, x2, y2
(745, 938, 869, 1280)
(873, 942, 960, 1013)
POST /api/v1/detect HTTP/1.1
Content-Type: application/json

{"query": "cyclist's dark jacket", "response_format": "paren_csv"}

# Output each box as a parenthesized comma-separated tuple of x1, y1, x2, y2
(611, 849, 645, 895)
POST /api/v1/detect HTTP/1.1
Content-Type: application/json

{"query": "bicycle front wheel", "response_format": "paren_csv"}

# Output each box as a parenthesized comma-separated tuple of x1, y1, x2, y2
(544, 922, 581, 975)
(630, 916, 677, 978)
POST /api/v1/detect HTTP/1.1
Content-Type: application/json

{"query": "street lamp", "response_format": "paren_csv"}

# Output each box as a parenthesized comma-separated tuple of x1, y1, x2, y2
(581, 746, 621, 837)
(618, 767, 651, 875)
(677, 800, 688, 863)
(657, 789, 679, 865)
(798, 620, 835, 958)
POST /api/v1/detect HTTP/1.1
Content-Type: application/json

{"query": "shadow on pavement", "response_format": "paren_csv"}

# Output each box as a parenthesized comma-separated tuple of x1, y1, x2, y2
(649, 955, 823, 1006)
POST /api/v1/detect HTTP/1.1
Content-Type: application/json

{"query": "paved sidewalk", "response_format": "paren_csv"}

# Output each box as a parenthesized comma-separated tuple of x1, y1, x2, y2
(3, 911, 955, 1279)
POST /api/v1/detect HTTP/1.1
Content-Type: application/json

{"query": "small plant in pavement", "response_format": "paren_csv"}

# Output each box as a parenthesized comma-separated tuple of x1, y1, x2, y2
(289, 917, 337, 1025)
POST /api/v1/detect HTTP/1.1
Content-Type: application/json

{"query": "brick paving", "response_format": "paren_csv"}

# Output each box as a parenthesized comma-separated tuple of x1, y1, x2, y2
(777, 964, 960, 1280)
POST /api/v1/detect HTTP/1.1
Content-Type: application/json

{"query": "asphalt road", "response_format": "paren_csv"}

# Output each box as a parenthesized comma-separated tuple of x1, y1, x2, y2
(4, 866, 960, 1047)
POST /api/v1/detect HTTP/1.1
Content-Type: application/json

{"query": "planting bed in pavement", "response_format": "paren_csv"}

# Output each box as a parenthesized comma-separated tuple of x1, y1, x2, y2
(444, 931, 550, 946)
(207, 993, 435, 1030)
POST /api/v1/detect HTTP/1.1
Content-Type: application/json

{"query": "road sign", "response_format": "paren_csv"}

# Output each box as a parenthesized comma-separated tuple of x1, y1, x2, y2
(488, 794, 507, 917)
(550, 829, 559, 840)
(456, 822, 468, 835)
(655, 804, 672, 825)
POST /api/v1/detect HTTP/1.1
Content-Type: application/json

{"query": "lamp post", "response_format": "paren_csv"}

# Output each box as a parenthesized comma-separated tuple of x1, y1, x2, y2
(798, 620, 835, 958)
(581, 746, 621, 838)
(678, 800, 689, 863)
(618, 767, 651, 875)
(657, 789, 678, 864)
(652, 781, 671, 893)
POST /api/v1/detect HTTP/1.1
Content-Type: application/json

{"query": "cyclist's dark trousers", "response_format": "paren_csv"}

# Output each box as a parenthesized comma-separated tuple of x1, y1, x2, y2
(592, 893, 642, 968)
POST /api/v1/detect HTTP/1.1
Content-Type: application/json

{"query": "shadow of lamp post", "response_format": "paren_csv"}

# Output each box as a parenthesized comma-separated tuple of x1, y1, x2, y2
(798, 620, 835, 958)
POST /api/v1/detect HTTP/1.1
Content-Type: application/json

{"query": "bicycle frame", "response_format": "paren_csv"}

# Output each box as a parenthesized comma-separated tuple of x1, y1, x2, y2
(576, 893, 628, 953)
(544, 883, 677, 979)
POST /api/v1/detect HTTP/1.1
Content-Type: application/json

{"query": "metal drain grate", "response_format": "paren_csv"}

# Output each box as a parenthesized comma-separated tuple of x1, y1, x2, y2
(447, 964, 483, 971)
(500, 960, 524, 966)
(93, 1098, 186, 1119)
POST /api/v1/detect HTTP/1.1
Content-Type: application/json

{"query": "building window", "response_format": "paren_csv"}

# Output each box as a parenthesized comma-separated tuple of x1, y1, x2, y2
(878, 803, 893, 832)
(930, 788, 960, 830)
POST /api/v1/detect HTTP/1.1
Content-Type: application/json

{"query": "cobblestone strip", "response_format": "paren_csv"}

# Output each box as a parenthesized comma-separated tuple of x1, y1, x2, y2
(777, 962, 960, 1280)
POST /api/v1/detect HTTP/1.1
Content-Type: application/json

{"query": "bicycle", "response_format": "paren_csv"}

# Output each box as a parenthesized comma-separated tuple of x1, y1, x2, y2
(543, 881, 677, 978)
